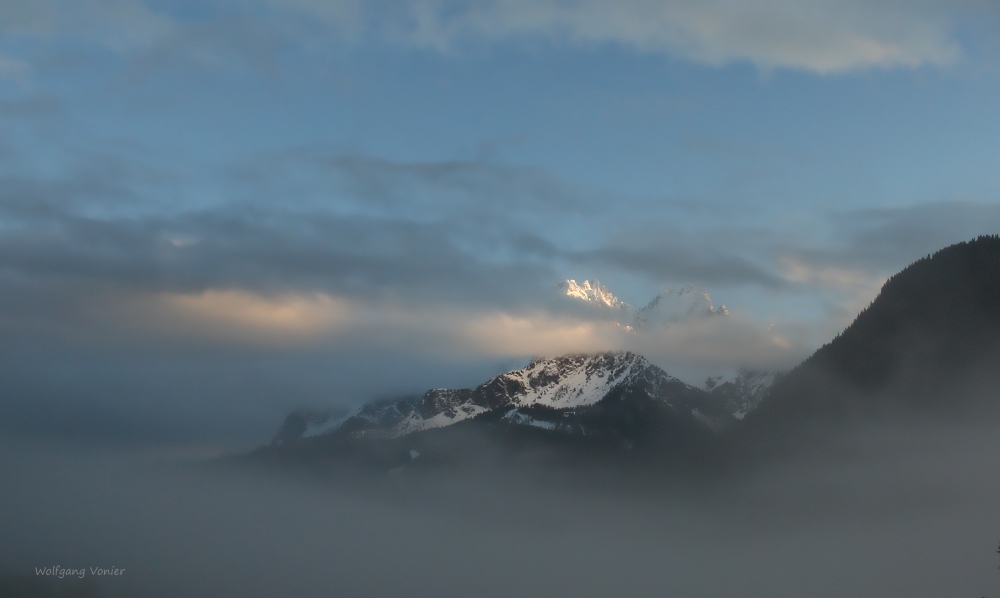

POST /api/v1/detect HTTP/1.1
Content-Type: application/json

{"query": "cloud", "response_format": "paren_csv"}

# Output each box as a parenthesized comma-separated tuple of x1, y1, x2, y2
(770, 201, 1000, 284)
(137, 290, 358, 345)
(0, 0, 982, 75)
(575, 243, 787, 289)
(239, 152, 598, 223)
(272, 0, 968, 72)
(0, 0, 173, 48)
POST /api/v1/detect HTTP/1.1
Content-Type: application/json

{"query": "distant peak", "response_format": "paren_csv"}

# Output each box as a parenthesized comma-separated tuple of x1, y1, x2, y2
(558, 279, 629, 310)
(559, 279, 728, 330)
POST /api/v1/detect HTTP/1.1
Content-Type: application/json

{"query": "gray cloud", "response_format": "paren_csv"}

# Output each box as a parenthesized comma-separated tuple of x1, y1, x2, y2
(0, 203, 555, 308)
(775, 201, 1000, 279)
(228, 151, 604, 225)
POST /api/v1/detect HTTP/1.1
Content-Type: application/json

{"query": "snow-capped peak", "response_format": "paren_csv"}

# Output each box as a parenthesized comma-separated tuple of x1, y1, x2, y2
(559, 279, 728, 330)
(488, 352, 650, 409)
(558, 280, 629, 310)
(290, 352, 672, 441)
(271, 351, 773, 449)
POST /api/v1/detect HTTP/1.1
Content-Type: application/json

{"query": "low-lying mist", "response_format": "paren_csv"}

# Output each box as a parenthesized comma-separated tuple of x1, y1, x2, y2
(4, 406, 1000, 598)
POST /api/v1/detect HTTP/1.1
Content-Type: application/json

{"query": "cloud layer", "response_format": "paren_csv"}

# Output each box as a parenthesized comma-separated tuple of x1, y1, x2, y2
(0, 0, 983, 73)
(365, 0, 963, 72)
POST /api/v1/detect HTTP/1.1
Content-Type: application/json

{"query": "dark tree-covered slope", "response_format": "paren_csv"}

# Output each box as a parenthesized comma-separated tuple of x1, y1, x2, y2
(749, 235, 1000, 422)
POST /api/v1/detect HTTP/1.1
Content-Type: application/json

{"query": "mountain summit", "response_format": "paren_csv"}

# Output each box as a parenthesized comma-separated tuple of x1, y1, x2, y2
(558, 279, 727, 331)
(558, 280, 629, 310)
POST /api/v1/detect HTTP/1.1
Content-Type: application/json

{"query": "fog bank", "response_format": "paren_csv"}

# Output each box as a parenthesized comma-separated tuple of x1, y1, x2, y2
(3, 417, 1000, 597)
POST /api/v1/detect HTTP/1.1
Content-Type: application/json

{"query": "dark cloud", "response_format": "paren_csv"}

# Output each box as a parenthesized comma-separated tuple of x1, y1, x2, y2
(0, 204, 556, 307)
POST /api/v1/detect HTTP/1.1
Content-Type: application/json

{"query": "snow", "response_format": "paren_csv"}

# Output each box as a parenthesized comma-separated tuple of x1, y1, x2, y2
(295, 351, 736, 441)
(302, 410, 355, 438)
(502, 409, 558, 430)
(395, 403, 489, 436)
(494, 353, 646, 409)
(558, 279, 627, 309)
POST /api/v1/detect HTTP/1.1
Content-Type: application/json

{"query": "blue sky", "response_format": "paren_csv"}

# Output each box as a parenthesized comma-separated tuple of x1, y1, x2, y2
(4, 0, 1000, 447)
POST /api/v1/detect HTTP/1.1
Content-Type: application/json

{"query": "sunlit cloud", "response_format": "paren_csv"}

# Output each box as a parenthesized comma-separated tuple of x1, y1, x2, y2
(135, 290, 357, 345)
(779, 256, 873, 289)
(101, 285, 800, 377)
(456, 312, 619, 357)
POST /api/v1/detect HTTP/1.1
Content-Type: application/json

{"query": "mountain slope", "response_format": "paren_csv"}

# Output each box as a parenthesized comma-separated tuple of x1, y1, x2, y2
(748, 235, 1000, 423)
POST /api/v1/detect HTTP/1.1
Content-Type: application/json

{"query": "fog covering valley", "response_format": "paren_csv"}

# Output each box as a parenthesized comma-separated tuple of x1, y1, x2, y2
(4, 403, 1000, 597)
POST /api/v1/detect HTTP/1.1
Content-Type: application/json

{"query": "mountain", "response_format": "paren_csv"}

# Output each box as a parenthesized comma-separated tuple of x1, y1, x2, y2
(747, 235, 1000, 426)
(558, 279, 727, 331)
(267, 352, 764, 462)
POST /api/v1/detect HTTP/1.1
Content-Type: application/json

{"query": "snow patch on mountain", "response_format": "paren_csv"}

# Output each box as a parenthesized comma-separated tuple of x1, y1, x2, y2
(492, 353, 648, 409)
(502, 409, 558, 430)
(396, 401, 490, 435)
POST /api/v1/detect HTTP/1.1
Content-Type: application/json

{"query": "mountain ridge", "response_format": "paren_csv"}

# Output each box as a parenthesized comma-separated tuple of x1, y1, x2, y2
(270, 351, 770, 451)
(747, 235, 1000, 425)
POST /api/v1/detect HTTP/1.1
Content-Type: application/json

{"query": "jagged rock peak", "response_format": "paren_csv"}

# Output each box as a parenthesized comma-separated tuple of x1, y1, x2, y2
(490, 351, 652, 409)
(560, 279, 728, 330)
(557, 279, 630, 310)
(292, 351, 667, 442)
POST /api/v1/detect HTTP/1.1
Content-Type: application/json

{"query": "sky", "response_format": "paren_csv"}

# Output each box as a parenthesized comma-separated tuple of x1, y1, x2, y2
(4, 0, 1000, 449)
